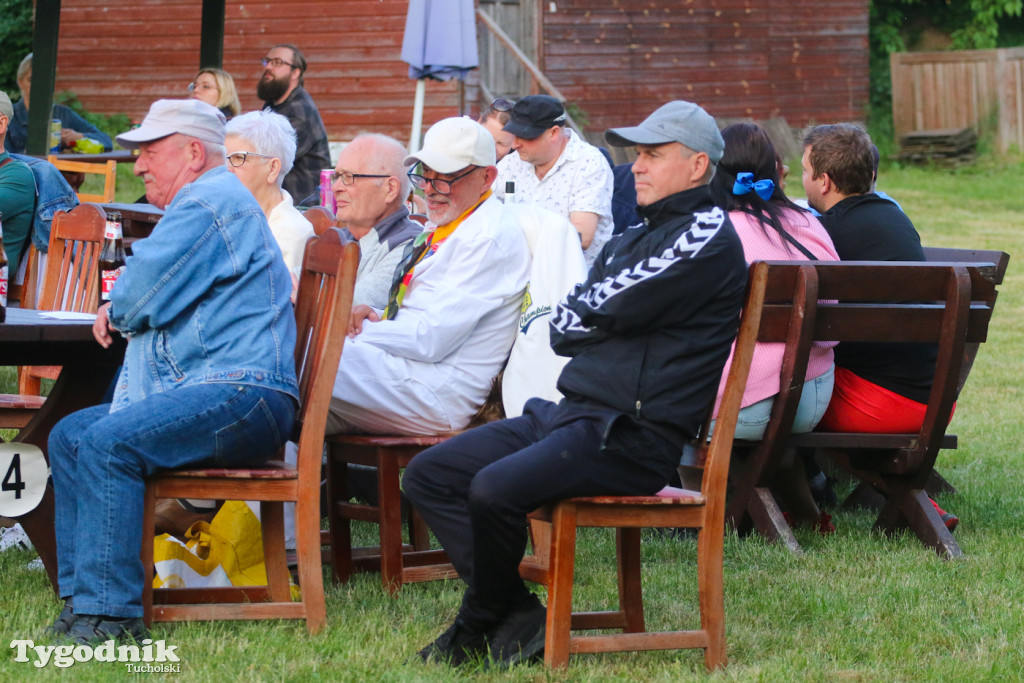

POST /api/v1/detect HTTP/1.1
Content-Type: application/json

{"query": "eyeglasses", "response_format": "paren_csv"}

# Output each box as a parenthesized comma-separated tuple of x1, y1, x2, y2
(227, 151, 273, 167)
(261, 57, 298, 69)
(490, 97, 515, 112)
(188, 81, 217, 93)
(408, 167, 478, 195)
(331, 171, 391, 186)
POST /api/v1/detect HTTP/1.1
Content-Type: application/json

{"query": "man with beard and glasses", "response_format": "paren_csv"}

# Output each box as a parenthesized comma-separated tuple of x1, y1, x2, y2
(325, 117, 530, 436)
(259, 44, 331, 204)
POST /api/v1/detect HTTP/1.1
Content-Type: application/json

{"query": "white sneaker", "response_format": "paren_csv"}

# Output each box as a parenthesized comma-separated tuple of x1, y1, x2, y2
(0, 524, 34, 552)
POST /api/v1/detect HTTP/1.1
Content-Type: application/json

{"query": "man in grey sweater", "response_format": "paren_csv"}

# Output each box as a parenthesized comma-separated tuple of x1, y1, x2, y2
(333, 134, 422, 309)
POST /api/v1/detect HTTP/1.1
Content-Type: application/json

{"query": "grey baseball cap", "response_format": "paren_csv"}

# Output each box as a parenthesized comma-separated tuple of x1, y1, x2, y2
(604, 100, 724, 163)
(116, 98, 226, 149)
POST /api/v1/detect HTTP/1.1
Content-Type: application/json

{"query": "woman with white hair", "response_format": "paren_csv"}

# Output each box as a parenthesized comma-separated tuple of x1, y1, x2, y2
(225, 110, 314, 273)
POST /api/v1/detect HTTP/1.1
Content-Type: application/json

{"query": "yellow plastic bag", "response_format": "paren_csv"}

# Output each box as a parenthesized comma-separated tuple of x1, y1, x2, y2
(152, 500, 299, 599)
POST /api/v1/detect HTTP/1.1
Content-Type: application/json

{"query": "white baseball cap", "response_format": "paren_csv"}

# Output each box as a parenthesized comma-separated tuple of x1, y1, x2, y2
(403, 117, 496, 174)
(116, 99, 226, 149)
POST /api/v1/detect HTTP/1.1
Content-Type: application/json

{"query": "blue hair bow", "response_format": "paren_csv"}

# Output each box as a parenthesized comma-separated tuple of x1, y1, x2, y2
(732, 172, 775, 201)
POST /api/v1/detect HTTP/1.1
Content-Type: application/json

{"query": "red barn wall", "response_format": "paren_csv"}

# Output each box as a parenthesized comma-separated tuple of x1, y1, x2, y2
(49, 0, 867, 142)
(540, 0, 869, 132)
(50, 0, 462, 142)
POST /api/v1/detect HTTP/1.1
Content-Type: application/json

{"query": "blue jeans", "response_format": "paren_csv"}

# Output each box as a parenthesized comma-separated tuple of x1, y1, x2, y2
(49, 383, 296, 618)
(732, 365, 836, 441)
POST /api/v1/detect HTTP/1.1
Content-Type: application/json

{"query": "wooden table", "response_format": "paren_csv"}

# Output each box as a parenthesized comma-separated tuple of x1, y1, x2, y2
(100, 202, 164, 240)
(51, 150, 137, 164)
(0, 308, 125, 592)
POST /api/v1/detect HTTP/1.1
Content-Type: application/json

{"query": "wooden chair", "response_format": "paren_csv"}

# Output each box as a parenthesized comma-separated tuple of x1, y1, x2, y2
(0, 204, 107, 427)
(140, 229, 359, 634)
(728, 260, 1000, 559)
(725, 263, 821, 551)
(325, 434, 459, 593)
(516, 259, 769, 671)
(47, 156, 117, 203)
(303, 205, 337, 236)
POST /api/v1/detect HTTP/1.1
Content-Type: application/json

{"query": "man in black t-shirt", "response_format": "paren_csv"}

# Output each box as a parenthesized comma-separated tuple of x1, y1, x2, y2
(800, 123, 957, 529)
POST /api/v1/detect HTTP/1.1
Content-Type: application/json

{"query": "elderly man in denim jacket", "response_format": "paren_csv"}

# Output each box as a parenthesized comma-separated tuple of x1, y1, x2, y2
(46, 99, 299, 645)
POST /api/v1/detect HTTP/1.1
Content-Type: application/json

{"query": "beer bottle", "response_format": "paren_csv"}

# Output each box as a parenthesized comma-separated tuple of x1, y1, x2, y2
(99, 211, 126, 302)
(0, 211, 8, 322)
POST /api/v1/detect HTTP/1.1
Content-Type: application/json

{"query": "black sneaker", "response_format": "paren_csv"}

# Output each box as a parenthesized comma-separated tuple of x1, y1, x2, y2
(417, 617, 490, 666)
(487, 596, 547, 668)
(67, 615, 149, 645)
(44, 599, 76, 636)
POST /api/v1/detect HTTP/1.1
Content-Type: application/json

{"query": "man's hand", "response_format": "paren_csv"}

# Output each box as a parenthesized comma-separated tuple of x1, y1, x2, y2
(60, 128, 84, 147)
(93, 303, 116, 348)
(290, 272, 300, 304)
(348, 305, 380, 338)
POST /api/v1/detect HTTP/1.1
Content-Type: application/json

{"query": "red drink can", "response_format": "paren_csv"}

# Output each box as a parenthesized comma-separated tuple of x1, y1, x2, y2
(320, 169, 337, 214)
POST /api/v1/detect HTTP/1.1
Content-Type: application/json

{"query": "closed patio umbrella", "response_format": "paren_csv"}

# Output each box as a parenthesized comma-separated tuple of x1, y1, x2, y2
(401, 0, 478, 153)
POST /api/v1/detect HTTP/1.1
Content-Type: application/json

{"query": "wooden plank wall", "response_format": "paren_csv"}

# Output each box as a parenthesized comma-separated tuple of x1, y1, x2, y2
(891, 48, 1024, 153)
(52, 0, 465, 143)
(539, 0, 869, 134)
(51, 0, 868, 145)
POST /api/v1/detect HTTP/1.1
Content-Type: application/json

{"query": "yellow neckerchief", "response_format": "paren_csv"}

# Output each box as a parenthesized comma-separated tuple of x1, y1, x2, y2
(383, 190, 493, 319)
(414, 189, 492, 265)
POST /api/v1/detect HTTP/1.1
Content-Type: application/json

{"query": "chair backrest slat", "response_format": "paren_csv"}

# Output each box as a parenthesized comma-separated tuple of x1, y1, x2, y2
(47, 156, 117, 204)
(39, 203, 107, 313)
(292, 228, 358, 486)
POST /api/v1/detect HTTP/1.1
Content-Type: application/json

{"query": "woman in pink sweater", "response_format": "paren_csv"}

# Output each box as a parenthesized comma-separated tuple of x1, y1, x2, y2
(709, 122, 840, 440)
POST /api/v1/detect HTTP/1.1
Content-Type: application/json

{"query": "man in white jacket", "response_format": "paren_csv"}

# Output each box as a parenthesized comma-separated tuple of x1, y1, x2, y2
(326, 117, 531, 435)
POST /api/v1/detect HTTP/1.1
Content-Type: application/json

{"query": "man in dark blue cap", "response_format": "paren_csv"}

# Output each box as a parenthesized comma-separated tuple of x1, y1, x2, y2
(405, 100, 746, 668)
(495, 94, 613, 267)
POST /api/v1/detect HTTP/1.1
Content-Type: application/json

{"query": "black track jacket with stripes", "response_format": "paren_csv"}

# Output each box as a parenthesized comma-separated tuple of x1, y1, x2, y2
(549, 185, 747, 446)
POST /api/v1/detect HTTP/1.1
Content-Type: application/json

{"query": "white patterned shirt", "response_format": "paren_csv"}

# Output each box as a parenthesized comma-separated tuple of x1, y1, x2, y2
(496, 130, 613, 266)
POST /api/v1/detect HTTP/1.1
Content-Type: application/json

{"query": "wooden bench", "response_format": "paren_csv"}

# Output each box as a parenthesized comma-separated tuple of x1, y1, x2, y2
(726, 258, 1004, 558)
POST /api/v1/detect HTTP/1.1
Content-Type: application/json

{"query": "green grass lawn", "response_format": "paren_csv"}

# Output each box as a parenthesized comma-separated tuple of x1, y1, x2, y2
(2, 157, 1023, 680)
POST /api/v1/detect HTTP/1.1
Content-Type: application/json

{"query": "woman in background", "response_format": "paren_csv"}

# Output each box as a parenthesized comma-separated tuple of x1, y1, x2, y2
(709, 122, 840, 440)
(189, 68, 242, 120)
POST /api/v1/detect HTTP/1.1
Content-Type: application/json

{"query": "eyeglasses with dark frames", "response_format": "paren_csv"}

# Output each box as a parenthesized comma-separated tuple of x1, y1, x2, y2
(331, 171, 392, 186)
(407, 166, 479, 195)
(226, 151, 273, 167)
(261, 57, 298, 69)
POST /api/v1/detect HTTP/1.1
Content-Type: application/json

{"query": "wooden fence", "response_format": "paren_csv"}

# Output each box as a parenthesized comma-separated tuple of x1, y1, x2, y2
(891, 47, 1024, 153)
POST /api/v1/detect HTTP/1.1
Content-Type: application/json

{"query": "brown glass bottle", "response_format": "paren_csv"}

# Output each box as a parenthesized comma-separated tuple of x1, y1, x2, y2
(99, 211, 126, 303)
(1, 211, 8, 323)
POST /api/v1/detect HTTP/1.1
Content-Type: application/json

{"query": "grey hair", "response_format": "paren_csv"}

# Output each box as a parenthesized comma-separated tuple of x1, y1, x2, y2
(225, 110, 297, 183)
(349, 133, 411, 199)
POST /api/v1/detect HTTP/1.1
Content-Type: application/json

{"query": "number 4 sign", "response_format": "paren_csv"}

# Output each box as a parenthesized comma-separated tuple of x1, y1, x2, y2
(0, 444, 48, 517)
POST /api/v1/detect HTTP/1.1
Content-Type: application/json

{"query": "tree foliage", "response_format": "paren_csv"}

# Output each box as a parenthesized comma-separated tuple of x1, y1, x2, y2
(869, 0, 1023, 138)
(0, 0, 33, 95)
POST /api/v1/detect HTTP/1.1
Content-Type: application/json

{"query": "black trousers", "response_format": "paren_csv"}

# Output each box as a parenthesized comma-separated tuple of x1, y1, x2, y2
(403, 398, 680, 626)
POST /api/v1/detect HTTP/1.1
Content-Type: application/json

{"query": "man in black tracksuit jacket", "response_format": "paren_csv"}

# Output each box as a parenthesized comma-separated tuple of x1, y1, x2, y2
(405, 101, 748, 667)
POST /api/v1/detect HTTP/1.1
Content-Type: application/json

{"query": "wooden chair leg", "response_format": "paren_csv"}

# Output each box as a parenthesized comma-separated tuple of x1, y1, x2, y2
(616, 527, 645, 633)
(377, 453, 404, 593)
(697, 524, 727, 670)
(141, 488, 157, 627)
(876, 487, 962, 559)
(747, 488, 801, 553)
(261, 502, 291, 602)
(294, 498, 327, 633)
(925, 469, 957, 496)
(408, 507, 432, 551)
(327, 450, 354, 583)
(544, 504, 578, 670)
